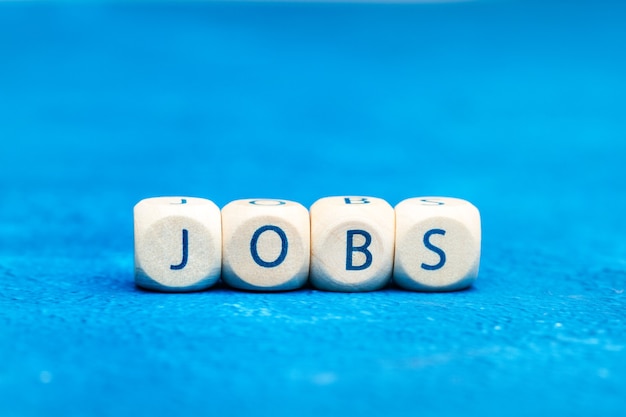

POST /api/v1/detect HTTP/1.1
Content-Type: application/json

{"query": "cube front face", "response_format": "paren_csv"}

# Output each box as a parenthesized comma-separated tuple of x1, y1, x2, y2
(221, 199, 310, 291)
(393, 197, 481, 291)
(310, 196, 395, 292)
(134, 197, 222, 292)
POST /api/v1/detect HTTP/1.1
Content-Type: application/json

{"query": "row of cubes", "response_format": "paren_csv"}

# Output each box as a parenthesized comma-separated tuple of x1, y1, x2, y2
(134, 196, 481, 292)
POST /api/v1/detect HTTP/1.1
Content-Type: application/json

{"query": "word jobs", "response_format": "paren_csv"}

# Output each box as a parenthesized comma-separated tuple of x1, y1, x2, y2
(134, 196, 481, 292)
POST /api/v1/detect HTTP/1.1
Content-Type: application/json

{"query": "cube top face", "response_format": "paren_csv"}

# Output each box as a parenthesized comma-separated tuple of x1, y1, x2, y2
(395, 197, 480, 220)
(222, 198, 305, 213)
(134, 197, 222, 292)
(310, 196, 395, 292)
(394, 197, 481, 291)
(134, 197, 221, 233)
(135, 196, 216, 213)
(310, 195, 390, 215)
(221, 199, 310, 291)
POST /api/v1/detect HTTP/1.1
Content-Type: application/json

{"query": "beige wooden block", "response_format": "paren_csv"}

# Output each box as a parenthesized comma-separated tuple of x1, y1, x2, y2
(221, 199, 310, 291)
(134, 197, 221, 292)
(310, 196, 394, 292)
(393, 197, 481, 291)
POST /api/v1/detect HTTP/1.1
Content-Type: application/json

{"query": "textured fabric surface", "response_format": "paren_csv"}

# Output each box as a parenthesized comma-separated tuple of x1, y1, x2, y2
(1, 1, 625, 416)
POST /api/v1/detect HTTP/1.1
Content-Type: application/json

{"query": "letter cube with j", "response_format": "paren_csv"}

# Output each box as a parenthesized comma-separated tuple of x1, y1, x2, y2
(221, 199, 310, 291)
(393, 197, 481, 291)
(310, 196, 395, 291)
(134, 197, 222, 292)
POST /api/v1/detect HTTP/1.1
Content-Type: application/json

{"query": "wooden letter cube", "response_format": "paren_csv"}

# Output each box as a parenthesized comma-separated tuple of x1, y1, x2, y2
(221, 199, 310, 291)
(310, 196, 395, 292)
(134, 197, 222, 292)
(393, 197, 481, 291)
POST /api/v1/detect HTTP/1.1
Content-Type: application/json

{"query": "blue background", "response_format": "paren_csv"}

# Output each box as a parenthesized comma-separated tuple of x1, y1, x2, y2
(1, 1, 625, 416)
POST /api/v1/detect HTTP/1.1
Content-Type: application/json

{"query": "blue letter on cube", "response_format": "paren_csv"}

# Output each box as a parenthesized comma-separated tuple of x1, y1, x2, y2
(170, 229, 189, 270)
(250, 225, 288, 268)
(421, 228, 446, 271)
(346, 229, 373, 270)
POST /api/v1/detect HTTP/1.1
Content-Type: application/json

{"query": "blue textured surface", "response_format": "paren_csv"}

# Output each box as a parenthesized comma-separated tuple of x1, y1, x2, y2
(1, 1, 626, 416)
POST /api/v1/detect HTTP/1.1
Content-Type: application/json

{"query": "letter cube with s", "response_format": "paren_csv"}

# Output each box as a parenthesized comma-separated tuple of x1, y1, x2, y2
(310, 196, 395, 292)
(134, 197, 222, 292)
(393, 197, 481, 291)
(221, 199, 310, 291)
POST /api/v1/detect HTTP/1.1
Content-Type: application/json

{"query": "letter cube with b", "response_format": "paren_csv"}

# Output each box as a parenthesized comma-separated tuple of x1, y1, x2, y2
(310, 196, 395, 292)
(134, 197, 222, 292)
(393, 197, 481, 291)
(221, 199, 310, 291)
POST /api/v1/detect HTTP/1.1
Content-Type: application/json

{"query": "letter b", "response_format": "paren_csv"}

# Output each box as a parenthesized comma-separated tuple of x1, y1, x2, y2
(346, 230, 373, 270)
(344, 197, 370, 204)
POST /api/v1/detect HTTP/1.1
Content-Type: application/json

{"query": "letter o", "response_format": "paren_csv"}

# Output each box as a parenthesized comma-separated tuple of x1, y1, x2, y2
(250, 225, 289, 268)
(249, 200, 286, 206)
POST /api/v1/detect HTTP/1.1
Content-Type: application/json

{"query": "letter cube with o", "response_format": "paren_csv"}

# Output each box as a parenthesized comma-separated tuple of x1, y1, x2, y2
(310, 196, 395, 292)
(394, 197, 481, 291)
(221, 199, 310, 291)
(134, 197, 222, 292)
